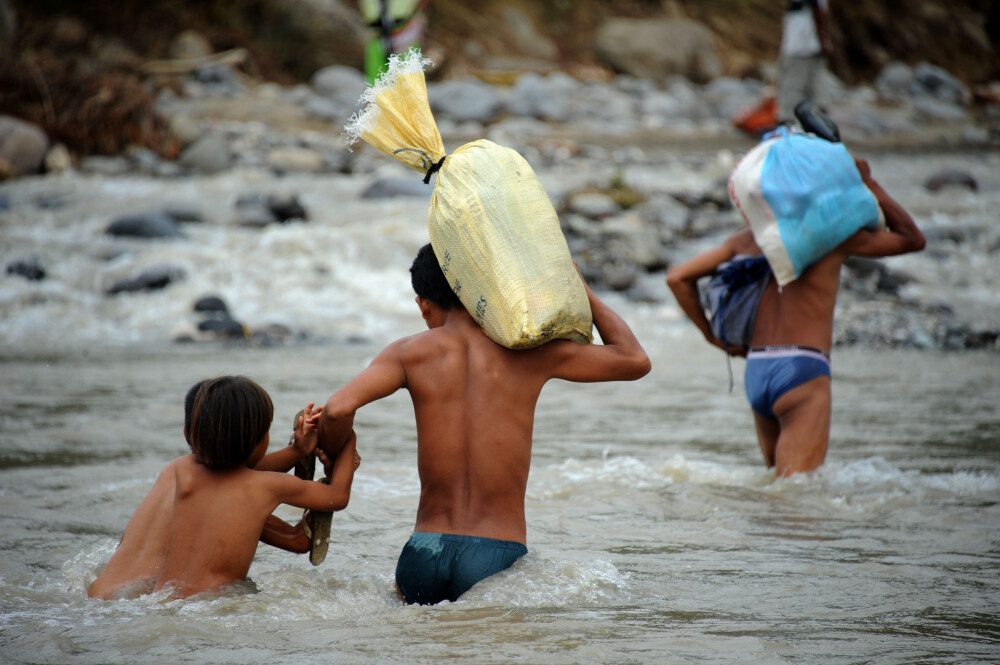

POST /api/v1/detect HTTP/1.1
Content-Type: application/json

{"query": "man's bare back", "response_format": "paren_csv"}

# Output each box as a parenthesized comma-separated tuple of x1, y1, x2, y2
(401, 315, 541, 543)
(319, 244, 650, 602)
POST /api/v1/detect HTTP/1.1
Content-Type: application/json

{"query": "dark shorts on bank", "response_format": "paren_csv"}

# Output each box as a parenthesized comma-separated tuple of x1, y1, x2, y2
(395, 532, 528, 605)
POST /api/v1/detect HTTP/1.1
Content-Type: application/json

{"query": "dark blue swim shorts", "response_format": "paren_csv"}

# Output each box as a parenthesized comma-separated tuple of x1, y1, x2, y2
(395, 532, 527, 605)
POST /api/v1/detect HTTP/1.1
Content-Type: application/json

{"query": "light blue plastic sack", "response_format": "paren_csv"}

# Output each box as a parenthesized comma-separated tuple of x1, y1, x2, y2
(728, 127, 883, 286)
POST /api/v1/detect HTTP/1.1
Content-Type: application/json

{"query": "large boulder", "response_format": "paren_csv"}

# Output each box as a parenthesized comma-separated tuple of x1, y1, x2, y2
(595, 18, 722, 83)
(256, 0, 369, 78)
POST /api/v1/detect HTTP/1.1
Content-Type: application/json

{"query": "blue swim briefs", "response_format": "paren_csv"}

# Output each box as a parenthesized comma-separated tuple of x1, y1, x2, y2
(744, 345, 831, 420)
(395, 532, 527, 605)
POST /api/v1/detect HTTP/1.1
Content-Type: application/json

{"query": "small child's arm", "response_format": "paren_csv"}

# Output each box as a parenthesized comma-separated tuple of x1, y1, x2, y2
(254, 403, 322, 473)
(272, 430, 360, 513)
(259, 514, 310, 554)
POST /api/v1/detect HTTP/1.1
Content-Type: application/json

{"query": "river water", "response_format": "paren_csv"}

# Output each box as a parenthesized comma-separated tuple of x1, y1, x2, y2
(1, 150, 999, 664)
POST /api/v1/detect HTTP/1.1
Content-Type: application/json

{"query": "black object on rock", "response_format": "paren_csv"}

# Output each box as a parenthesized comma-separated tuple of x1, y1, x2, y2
(6, 258, 46, 281)
(794, 101, 841, 143)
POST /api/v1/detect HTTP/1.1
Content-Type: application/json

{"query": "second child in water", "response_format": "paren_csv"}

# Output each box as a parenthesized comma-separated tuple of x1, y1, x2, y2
(151, 375, 358, 598)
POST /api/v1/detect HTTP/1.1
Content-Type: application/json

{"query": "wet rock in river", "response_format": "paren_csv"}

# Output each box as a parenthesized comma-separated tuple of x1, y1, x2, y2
(266, 194, 308, 222)
(164, 206, 204, 224)
(178, 132, 231, 174)
(924, 169, 978, 193)
(197, 317, 247, 338)
(6, 258, 46, 281)
(106, 212, 184, 239)
(235, 193, 308, 226)
(193, 295, 229, 315)
(106, 265, 185, 295)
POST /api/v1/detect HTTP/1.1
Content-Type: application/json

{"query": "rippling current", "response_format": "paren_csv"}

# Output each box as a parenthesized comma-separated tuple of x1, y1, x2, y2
(1, 150, 998, 664)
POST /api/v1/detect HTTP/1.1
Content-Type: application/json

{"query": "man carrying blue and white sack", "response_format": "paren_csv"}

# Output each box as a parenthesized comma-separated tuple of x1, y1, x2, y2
(666, 157, 924, 476)
(777, 0, 832, 123)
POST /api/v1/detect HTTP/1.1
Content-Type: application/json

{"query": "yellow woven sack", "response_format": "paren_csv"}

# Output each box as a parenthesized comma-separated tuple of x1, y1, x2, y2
(346, 51, 593, 349)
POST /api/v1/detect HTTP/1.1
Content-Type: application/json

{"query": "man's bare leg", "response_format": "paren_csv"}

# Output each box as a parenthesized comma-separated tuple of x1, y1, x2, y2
(753, 412, 780, 468)
(771, 376, 832, 476)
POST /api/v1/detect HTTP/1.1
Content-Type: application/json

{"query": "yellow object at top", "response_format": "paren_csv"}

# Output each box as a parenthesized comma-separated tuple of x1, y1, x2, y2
(345, 50, 593, 349)
(345, 52, 444, 176)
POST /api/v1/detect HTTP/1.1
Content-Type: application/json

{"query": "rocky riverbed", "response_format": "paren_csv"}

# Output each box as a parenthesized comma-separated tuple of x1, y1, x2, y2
(2, 43, 998, 352)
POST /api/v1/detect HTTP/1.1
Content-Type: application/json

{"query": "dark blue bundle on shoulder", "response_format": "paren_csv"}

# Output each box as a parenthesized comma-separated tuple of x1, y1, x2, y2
(702, 254, 771, 350)
(700, 254, 772, 391)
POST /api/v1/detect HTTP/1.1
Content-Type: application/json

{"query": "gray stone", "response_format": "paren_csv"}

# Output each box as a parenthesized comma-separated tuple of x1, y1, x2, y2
(599, 213, 667, 270)
(266, 194, 308, 221)
(267, 147, 325, 173)
(106, 213, 184, 239)
(912, 62, 970, 105)
(127, 146, 163, 175)
(428, 78, 503, 124)
(310, 64, 367, 103)
(179, 133, 230, 173)
(633, 194, 690, 236)
(107, 265, 185, 295)
(664, 78, 714, 121)
(570, 82, 637, 125)
(595, 18, 722, 82)
(360, 177, 433, 199)
(80, 156, 132, 176)
(912, 96, 968, 122)
(6, 258, 45, 281)
(168, 113, 202, 148)
(506, 72, 580, 121)
(194, 295, 229, 314)
(0, 115, 49, 176)
(43, 144, 72, 173)
(168, 30, 213, 61)
(236, 205, 277, 228)
(702, 77, 763, 120)
(197, 317, 247, 338)
(567, 192, 620, 219)
(254, 0, 369, 78)
(874, 61, 914, 101)
(163, 206, 204, 224)
(303, 94, 350, 121)
(924, 169, 978, 193)
(502, 8, 558, 61)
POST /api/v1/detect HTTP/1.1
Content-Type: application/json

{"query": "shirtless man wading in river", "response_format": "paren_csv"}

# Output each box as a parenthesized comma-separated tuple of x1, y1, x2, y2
(667, 159, 925, 476)
(317, 243, 651, 604)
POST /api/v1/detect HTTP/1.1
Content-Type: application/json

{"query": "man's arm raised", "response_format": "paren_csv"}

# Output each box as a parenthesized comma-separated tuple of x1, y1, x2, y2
(666, 231, 745, 354)
(317, 342, 408, 458)
(842, 159, 925, 258)
(549, 273, 651, 383)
